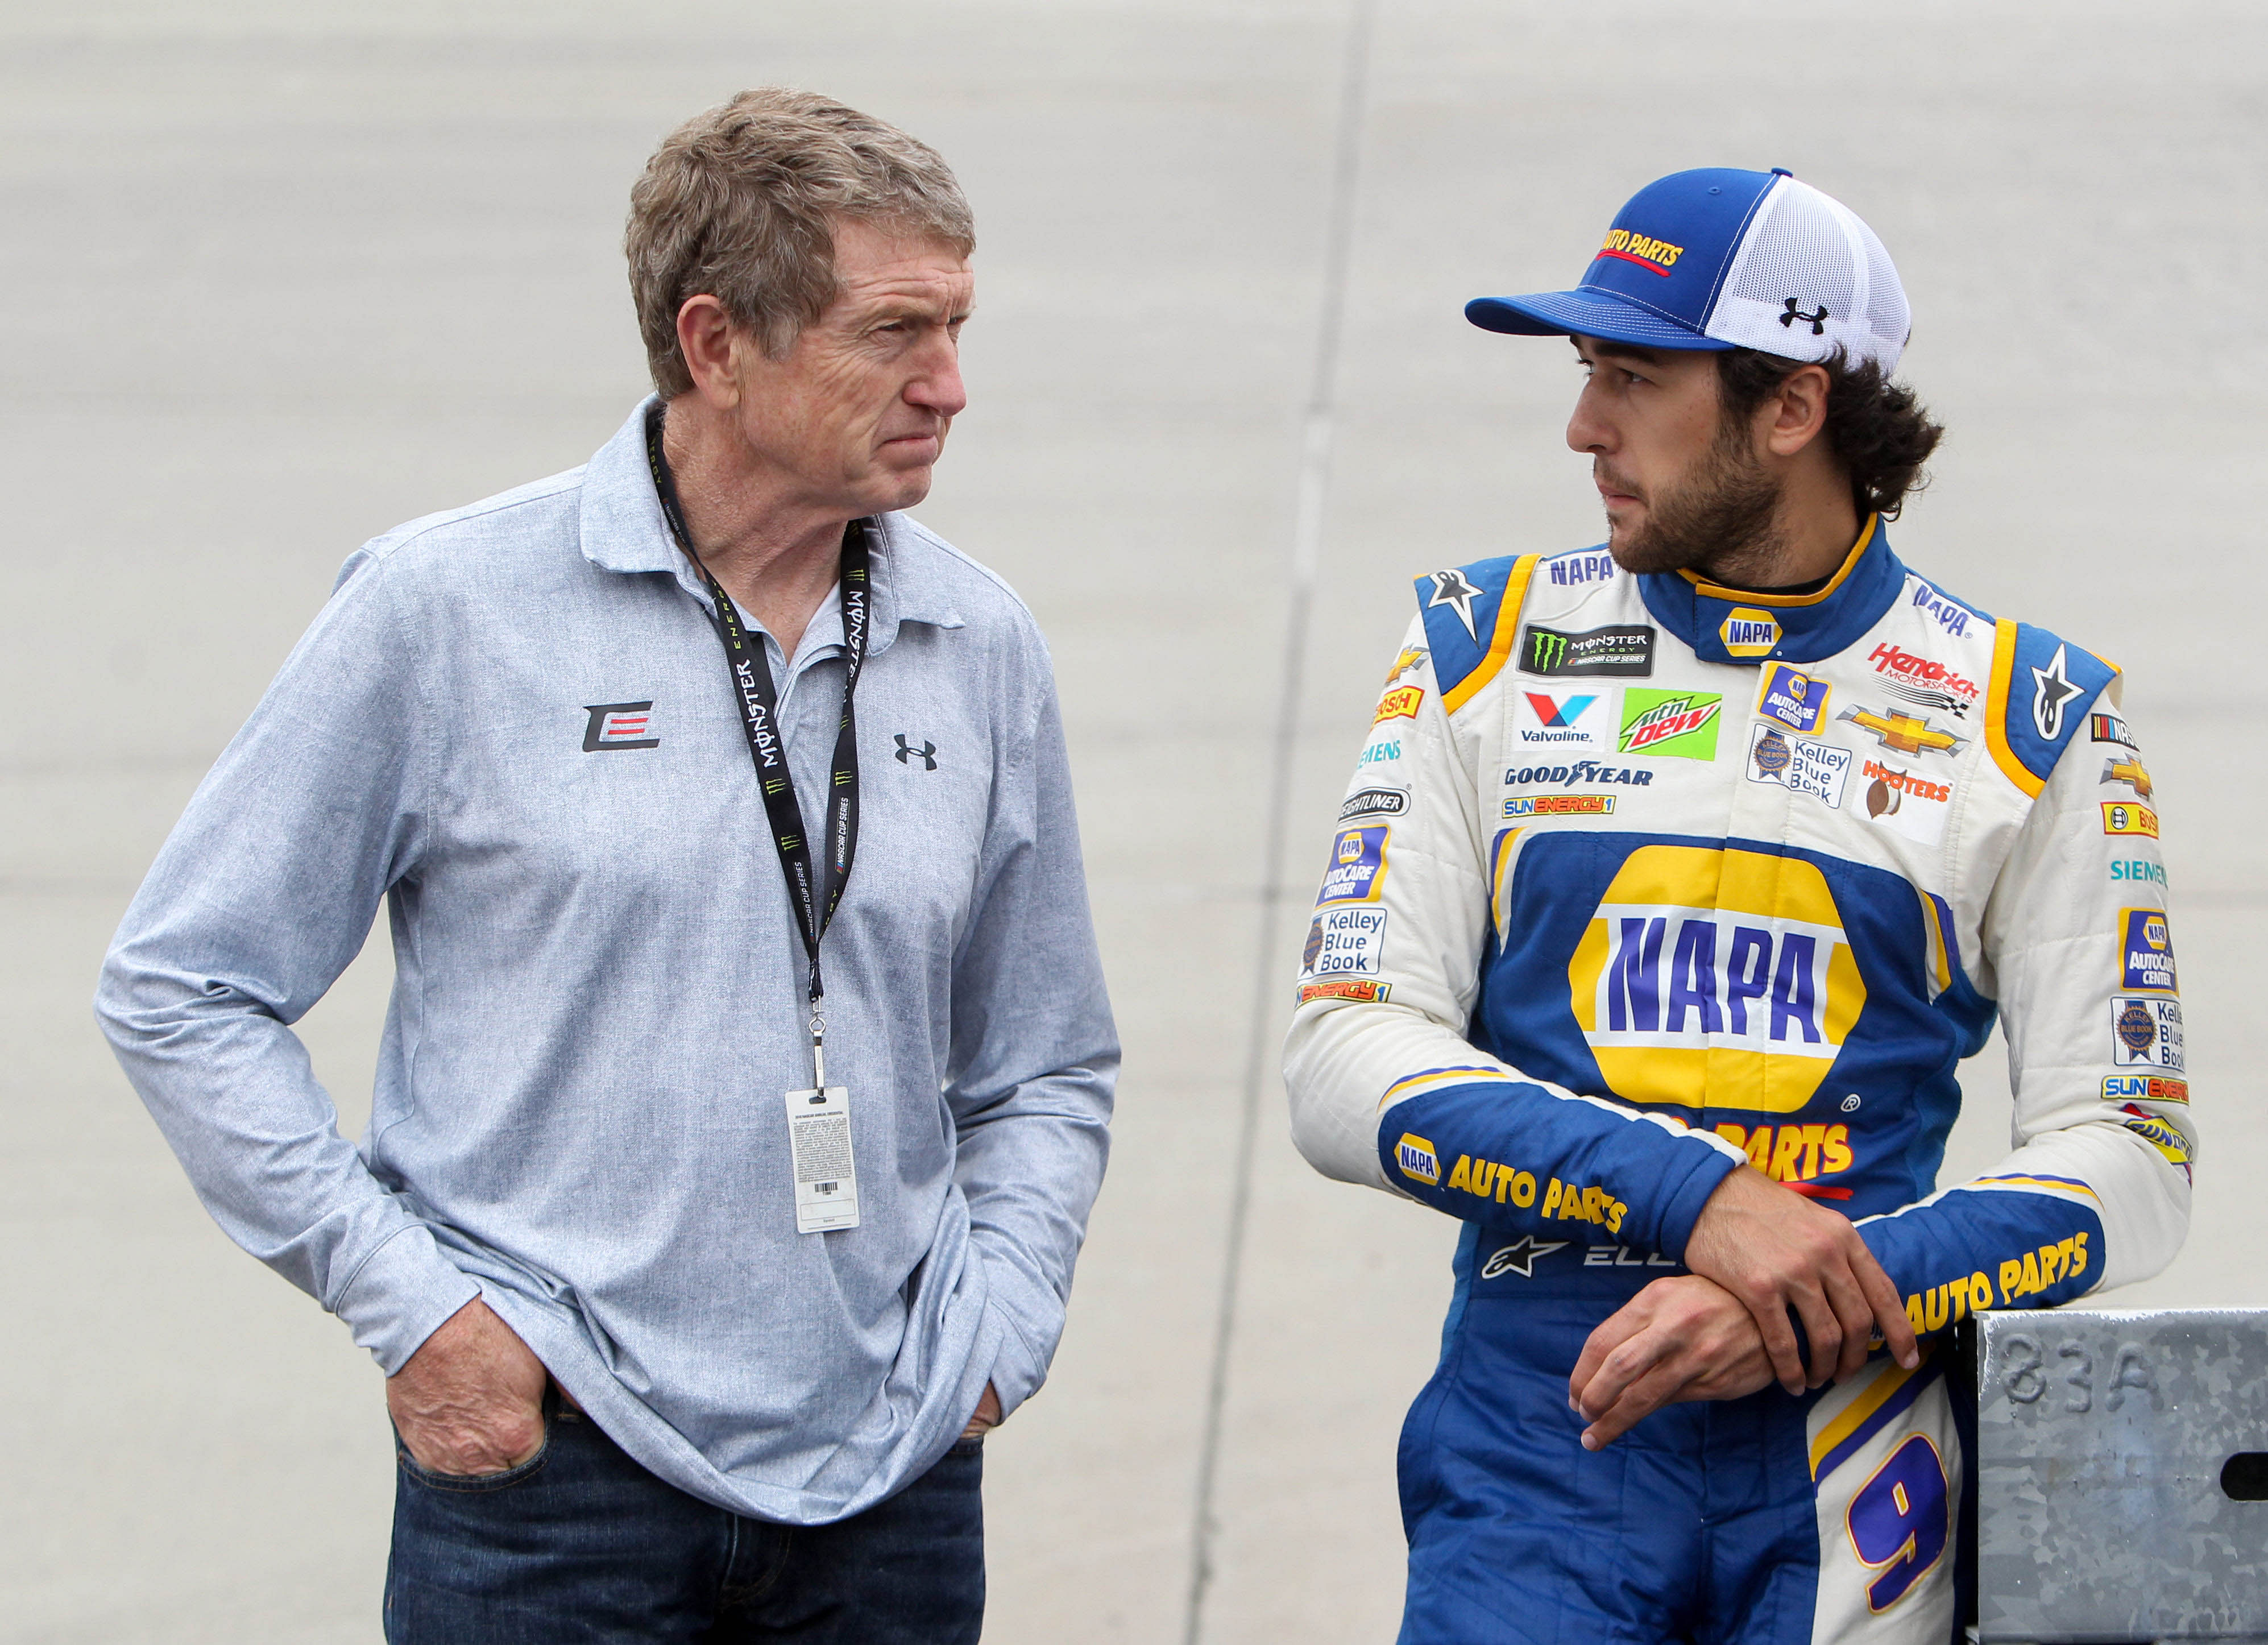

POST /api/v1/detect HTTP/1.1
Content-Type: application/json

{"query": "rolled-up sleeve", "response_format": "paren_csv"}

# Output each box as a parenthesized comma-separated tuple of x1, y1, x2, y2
(94, 548, 478, 1373)
(942, 638, 1117, 1415)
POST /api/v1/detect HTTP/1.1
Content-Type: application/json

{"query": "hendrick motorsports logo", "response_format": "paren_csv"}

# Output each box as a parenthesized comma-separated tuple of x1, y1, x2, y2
(1518, 624, 1655, 678)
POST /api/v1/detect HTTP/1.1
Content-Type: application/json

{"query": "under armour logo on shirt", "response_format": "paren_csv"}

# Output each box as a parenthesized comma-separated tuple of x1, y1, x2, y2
(894, 734, 938, 770)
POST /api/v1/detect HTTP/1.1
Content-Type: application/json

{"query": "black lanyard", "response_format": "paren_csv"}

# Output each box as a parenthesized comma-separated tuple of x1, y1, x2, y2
(644, 405, 869, 1067)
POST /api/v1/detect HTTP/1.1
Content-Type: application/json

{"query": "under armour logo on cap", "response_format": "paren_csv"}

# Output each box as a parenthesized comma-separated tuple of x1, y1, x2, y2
(894, 734, 937, 770)
(1780, 299, 1829, 335)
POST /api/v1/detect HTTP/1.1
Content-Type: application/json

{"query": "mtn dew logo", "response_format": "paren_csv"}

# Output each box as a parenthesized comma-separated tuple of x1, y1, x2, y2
(1619, 689, 1722, 759)
(1568, 844, 1865, 1112)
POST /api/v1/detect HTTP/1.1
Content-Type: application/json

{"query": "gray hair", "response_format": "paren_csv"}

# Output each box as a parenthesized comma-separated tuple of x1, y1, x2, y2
(625, 87, 975, 397)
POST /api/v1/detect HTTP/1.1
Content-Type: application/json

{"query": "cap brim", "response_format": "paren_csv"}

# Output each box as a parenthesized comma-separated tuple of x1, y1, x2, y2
(1465, 289, 1735, 351)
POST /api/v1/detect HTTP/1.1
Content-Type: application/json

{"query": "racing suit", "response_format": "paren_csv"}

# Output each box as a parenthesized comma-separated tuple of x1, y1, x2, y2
(1283, 517, 2192, 1644)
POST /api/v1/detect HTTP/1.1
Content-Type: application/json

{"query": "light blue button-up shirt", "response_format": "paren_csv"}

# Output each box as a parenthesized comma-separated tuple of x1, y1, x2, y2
(97, 400, 1118, 1523)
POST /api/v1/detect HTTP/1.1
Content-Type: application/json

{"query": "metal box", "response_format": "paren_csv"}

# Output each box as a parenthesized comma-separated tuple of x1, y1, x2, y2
(1973, 1308, 2268, 1642)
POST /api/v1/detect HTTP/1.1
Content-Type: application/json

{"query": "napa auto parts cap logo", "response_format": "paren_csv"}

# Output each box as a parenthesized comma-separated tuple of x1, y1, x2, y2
(1568, 844, 1864, 1114)
(1595, 227, 1684, 275)
(1618, 689, 1722, 759)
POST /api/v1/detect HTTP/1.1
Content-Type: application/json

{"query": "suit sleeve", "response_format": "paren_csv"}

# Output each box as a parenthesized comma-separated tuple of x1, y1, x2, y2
(1856, 678, 2191, 1328)
(1283, 613, 1743, 1260)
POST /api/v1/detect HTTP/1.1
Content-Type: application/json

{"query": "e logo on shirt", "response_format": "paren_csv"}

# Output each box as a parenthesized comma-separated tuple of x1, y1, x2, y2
(583, 702, 660, 751)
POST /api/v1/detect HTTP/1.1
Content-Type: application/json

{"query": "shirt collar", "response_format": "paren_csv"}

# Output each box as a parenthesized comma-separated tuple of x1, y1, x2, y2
(1637, 513, 1906, 666)
(577, 396, 967, 656)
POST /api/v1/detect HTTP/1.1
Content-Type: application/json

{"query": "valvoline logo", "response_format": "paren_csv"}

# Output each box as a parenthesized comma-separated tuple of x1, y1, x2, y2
(1568, 846, 1865, 1113)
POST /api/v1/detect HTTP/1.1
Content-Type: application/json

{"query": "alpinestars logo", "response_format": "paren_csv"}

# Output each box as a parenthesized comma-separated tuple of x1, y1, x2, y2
(2030, 644, 2084, 741)
(1427, 569, 1486, 640)
(583, 702, 659, 751)
(1479, 1235, 1567, 1279)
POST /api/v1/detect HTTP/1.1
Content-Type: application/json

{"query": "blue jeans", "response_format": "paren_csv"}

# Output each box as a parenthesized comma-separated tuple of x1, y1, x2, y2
(384, 1388, 985, 1643)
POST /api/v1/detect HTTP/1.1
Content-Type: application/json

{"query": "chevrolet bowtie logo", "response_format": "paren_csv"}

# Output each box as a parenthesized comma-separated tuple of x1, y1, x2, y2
(2101, 756, 2153, 799)
(1838, 705, 1965, 758)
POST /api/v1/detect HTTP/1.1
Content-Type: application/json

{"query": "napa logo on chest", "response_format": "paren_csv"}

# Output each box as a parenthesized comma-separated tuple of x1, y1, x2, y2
(1718, 606, 1782, 660)
(1566, 845, 1865, 1112)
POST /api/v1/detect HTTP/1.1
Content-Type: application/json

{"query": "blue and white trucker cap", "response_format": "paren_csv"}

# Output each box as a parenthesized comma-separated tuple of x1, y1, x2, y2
(1466, 167, 1911, 375)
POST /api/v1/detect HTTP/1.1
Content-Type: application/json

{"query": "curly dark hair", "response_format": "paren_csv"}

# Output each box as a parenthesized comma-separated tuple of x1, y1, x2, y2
(1716, 347, 1944, 520)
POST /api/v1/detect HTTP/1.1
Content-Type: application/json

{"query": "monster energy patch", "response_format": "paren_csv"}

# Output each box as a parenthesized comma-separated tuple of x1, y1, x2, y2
(1517, 624, 1655, 678)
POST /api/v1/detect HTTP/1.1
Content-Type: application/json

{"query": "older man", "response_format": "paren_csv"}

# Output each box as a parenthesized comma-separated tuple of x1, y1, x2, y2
(97, 88, 1116, 1643)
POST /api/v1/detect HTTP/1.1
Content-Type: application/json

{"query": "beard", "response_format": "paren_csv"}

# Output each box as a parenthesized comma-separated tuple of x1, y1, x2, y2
(1601, 420, 1783, 578)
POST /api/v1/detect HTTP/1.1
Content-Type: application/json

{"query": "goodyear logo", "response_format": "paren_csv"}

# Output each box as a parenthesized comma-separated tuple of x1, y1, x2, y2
(1597, 227, 1684, 275)
(2104, 1074, 2188, 1104)
(1396, 1133, 1440, 1185)
(1719, 607, 1781, 660)
(1756, 663, 1830, 734)
(1373, 684, 1424, 724)
(2101, 802, 2159, 837)
(2120, 907, 2177, 992)
(1568, 846, 1864, 1112)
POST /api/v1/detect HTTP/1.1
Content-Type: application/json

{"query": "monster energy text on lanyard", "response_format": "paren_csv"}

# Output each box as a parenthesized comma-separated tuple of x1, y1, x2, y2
(645, 403, 869, 1232)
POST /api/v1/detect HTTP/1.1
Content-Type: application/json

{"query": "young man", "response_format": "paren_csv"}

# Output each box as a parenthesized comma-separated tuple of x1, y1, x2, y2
(99, 90, 1116, 1642)
(1284, 168, 2191, 1643)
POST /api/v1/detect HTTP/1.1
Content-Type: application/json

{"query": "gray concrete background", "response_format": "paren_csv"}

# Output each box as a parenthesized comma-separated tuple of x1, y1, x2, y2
(2, 2, 2261, 1640)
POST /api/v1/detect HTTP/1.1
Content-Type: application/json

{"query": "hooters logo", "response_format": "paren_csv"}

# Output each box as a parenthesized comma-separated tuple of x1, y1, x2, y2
(1567, 845, 1865, 1112)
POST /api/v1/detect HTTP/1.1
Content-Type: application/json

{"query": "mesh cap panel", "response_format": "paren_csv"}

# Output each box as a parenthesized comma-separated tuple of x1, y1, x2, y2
(1707, 176, 1909, 374)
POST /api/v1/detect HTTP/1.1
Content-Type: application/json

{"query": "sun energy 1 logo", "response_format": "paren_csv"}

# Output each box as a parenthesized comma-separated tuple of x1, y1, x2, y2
(1567, 845, 1865, 1112)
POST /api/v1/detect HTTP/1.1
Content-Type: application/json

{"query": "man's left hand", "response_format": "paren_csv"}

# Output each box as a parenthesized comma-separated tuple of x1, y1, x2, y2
(959, 1382, 1001, 1441)
(1566, 1275, 1774, 1451)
